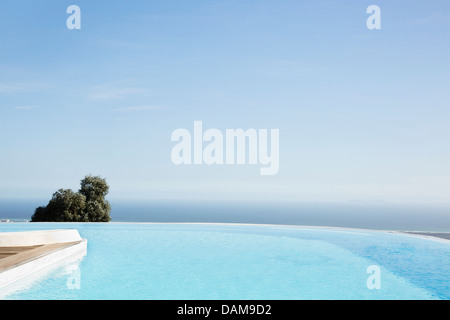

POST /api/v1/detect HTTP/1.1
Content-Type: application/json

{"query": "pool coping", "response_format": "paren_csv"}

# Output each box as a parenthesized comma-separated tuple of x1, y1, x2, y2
(0, 230, 87, 289)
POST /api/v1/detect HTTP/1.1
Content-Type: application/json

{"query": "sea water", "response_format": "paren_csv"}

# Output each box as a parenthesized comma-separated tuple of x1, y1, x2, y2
(3, 199, 450, 231)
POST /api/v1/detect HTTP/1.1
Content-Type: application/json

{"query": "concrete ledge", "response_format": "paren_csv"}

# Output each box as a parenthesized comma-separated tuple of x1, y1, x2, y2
(0, 245, 87, 299)
(0, 229, 82, 247)
(0, 230, 87, 289)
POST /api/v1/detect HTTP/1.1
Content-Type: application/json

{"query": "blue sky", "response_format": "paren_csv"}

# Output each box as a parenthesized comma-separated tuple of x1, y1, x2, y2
(0, 0, 450, 203)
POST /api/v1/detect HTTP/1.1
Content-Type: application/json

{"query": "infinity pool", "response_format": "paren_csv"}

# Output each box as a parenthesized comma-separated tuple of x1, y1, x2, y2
(0, 223, 449, 299)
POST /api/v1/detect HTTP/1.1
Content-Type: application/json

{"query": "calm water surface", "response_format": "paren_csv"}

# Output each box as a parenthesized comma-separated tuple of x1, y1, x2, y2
(0, 223, 449, 300)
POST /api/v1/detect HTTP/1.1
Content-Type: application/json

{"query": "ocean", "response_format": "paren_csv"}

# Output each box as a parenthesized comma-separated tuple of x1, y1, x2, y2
(1, 199, 450, 232)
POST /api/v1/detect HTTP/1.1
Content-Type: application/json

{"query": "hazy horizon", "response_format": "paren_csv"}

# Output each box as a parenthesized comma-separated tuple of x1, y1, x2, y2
(1, 198, 450, 232)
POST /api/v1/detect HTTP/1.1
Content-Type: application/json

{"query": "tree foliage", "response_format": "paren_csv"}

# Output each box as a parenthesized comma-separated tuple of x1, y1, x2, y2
(31, 175, 111, 222)
(79, 175, 111, 222)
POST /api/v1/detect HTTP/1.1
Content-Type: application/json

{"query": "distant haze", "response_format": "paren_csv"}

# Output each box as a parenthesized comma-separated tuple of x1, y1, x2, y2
(2, 199, 449, 232)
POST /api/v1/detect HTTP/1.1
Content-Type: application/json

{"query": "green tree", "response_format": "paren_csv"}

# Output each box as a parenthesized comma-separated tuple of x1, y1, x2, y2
(79, 175, 111, 222)
(31, 189, 86, 222)
(31, 175, 111, 222)
(31, 206, 49, 222)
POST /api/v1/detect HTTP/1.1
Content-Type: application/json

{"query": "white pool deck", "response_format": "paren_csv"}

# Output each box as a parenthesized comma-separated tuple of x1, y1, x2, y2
(0, 230, 87, 289)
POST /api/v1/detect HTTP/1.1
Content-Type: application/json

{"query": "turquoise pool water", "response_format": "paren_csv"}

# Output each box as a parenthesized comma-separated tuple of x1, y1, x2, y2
(0, 223, 449, 300)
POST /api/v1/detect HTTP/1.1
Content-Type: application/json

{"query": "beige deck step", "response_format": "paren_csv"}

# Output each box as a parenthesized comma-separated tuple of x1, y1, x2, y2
(0, 230, 87, 290)
(0, 241, 81, 273)
(0, 245, 43, 257)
